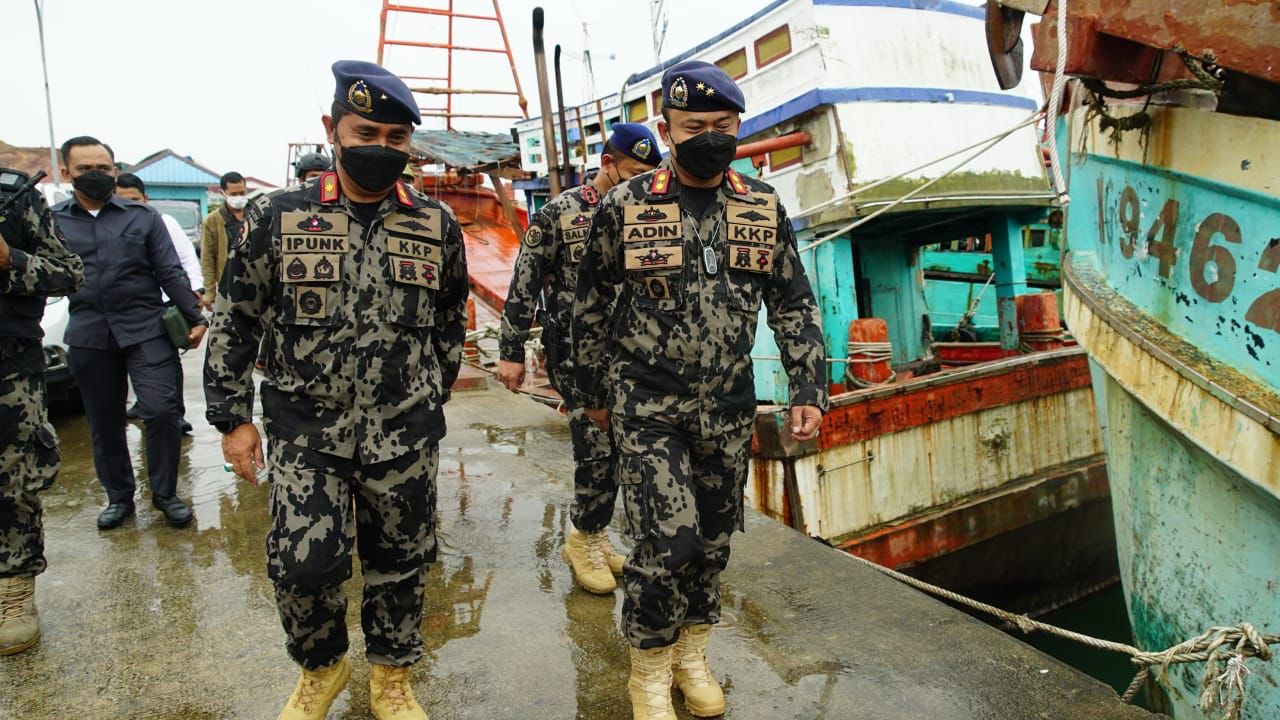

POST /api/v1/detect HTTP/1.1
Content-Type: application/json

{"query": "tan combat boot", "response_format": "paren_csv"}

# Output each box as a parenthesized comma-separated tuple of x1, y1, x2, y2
(0, 576, 39, 656)
(603, 534, 627, 578)
(277, 657, 351, 720)
(370, 663, 428, 720)
(628, 645, 676, 720)
(672, 624, 725, 717)
(561, 527, 616, 594)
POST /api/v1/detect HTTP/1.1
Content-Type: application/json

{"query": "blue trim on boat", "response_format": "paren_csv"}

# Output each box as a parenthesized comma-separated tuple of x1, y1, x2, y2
(624, 0, 984, 87)
(740, 87, 1039, 137)
(624, 0, 792, 86)
(813, 0, 985, 21)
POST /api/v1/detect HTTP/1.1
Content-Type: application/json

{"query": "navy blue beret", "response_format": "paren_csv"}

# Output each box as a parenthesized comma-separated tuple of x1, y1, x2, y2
(660, 60, 746, 114)
(332, 60, 421, 125)
(608, 123, 662, 166)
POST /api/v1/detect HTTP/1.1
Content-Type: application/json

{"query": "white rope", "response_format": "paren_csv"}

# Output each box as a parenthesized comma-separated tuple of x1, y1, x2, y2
(1045, 0, 1071, 205)
(844, 340, 895, 388)
(840, 550, 1277, 717)
(846, 341, 893, 363)
(793, 112, 1045, 221)
(801, 111, 1045, 255)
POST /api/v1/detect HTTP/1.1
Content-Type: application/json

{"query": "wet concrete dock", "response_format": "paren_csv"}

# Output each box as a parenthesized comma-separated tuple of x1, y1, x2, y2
(0, 349, 1162, 719)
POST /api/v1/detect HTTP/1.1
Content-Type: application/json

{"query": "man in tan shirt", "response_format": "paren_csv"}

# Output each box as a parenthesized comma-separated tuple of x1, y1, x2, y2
(199, 171, 247, 308)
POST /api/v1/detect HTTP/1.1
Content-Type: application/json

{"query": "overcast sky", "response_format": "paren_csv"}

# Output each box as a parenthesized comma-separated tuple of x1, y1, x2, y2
(4, 0, 786, 185)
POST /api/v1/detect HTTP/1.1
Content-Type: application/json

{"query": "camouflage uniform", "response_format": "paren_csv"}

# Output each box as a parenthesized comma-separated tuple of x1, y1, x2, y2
(0, 190, 85, 578)
(204, 172, 468, 669)
(499, 184, 617, 533)
(572, 161, 827, 648)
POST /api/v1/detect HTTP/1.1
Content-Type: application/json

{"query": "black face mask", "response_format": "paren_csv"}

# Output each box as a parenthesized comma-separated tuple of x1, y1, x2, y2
(72, 170, 115, 202)
(337, 143, 410, 194)
(674, 131, 738, 180)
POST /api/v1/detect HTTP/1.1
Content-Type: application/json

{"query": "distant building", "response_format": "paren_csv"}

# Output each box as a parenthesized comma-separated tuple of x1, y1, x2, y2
(126, 149, 221, 218)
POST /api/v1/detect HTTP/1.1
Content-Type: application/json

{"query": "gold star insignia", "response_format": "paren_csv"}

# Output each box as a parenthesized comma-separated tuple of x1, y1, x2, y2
(706, 88, 716, 96)
(696, 82, 706, 90)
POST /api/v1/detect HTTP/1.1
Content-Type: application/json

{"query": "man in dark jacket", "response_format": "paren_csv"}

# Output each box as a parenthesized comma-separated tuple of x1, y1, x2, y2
(52, 136, 208, 530)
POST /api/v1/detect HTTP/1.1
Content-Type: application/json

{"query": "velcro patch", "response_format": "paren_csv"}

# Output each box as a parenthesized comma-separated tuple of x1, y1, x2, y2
(295, 287, 328, 318)
(566, 241, 587, 264)
(282, 212, 348, 236)
(560, 212, 592, 246)
(388, 235, 443, 264)
(392, 257, 441, 289)
(624, 244, 683, 271)
(282, 253, 342, 283)
(725, 191, 778, 211)
(726, 204, 777, 228)
(727, 223, 778, 246)
(282, 234, 348, 254)
(624, 204, 679, 224)
(644, 275, 672, 300)
(385, 209, 442, 241)
(728, 243, 776, 274)
(623, 221, 682, 244)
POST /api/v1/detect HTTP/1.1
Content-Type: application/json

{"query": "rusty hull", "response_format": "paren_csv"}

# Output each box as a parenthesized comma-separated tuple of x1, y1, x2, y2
(1029, 0, 1280, 84)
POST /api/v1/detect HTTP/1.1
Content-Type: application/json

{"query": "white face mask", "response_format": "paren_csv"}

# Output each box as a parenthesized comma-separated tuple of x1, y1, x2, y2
(225, 195, 249, 210)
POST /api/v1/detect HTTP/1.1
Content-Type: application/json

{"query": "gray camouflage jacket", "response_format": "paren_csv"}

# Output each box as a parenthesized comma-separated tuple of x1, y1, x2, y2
(0, 191, 84, 379)
(572, 160, 828, 429)
(203, 173, 469, 463)
(499, 184, 602, 366)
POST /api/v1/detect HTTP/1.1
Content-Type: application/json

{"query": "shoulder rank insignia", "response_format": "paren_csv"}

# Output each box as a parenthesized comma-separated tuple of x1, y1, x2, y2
(649, 169, 672, 197)
(394, 181, 412, 207)
(320, 171, 340, 204)
(726, 169, 749, 196)
(581, 185, 600, 206)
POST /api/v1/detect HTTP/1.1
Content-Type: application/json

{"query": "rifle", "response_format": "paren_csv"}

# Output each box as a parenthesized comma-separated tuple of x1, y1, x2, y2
(0, 170, 47, 220)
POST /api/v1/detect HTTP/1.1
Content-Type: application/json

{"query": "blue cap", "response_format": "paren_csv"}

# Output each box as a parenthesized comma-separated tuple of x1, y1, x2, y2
(331, 60, 421, 125)
(660, 60, 746, 114)
(607, 123, 662, 166)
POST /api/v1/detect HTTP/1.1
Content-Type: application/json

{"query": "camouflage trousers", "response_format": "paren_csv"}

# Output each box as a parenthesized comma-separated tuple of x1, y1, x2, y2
(550, 365, 618, 533)
(266, 437, 439, 670)
(0, 374, 61, 578)
(614, 413, 749, 648)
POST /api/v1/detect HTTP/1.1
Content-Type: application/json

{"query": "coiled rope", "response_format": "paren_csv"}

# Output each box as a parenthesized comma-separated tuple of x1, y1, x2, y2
(844, 341, 896, 388)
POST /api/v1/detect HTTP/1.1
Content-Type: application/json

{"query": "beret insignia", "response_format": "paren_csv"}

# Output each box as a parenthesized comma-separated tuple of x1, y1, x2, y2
(348, 80, 374, 114)
(668, 76, 689, 109)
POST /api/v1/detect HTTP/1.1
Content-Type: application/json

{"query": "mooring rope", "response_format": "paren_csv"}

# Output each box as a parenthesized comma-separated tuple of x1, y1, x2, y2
(839, 550, 1277, 719)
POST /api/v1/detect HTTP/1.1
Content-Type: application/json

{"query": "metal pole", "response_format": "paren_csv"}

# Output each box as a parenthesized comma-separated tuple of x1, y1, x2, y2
(34, 0, 59, 179)
(554, 44, 574, 189)
(446, 0, 454, 130)
(531, 7, 561, 196)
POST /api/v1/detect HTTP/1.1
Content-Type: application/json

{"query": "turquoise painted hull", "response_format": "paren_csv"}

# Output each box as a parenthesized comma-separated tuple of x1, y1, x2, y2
(1064, 107, 1280, 719)
(1091, 363, 1280, 719)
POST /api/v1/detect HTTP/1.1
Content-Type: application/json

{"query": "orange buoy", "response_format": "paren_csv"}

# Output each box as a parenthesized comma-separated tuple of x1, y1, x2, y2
(846, 318, 894, 387)
(1015, 292, 1064, 351)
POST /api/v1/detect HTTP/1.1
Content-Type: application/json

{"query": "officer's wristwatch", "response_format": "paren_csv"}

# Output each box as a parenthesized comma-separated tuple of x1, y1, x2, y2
(213, 420, 244, 434)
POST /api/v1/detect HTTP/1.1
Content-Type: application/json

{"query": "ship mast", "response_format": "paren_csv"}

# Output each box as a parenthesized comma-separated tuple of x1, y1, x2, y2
(649, 0, 668, 66)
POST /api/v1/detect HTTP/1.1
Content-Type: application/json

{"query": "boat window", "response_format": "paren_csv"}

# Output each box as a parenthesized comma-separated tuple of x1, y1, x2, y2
(769, 145, 803, 171)
(755, 25, 791, 68)
(651, 89, 664, 116)
(626, 98, 648, 122)
(717, 48, 749, 80)
(526, 136, 541, 148)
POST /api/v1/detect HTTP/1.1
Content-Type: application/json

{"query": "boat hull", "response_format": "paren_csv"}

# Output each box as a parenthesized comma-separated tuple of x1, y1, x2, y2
(1062, 104, 1280, 719)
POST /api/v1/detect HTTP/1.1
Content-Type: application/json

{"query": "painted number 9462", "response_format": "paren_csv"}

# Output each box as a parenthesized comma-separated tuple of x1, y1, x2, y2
(1100, 180, 1280, 334)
